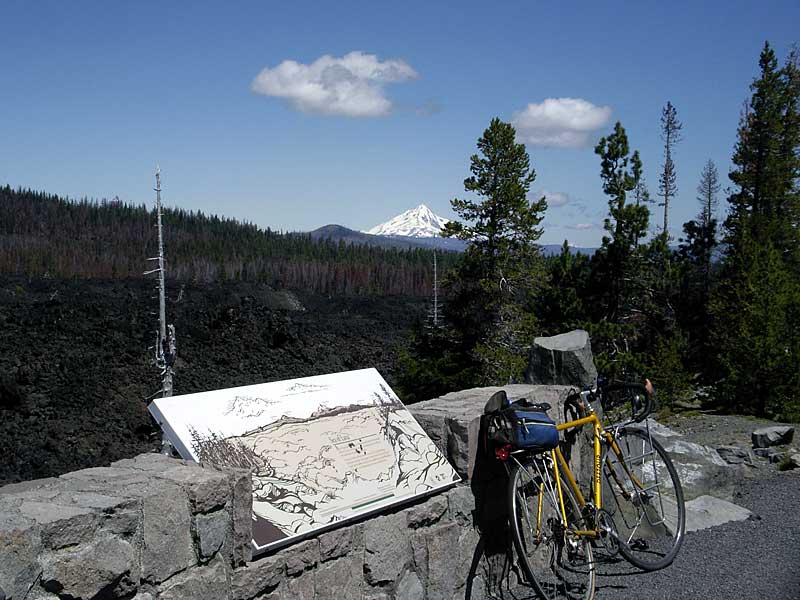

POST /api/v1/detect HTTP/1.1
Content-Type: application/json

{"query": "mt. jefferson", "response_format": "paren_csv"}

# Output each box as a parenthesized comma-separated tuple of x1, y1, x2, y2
(364, 204, 449, 238)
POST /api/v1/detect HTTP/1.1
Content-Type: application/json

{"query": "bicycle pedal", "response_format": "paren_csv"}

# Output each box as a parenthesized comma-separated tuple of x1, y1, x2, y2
(630, 538, 649, 551)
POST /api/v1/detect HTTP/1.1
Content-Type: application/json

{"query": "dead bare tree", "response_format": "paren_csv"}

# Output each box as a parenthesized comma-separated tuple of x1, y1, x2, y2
(145, 167, 177, 451)
(426, 247, 443, 329)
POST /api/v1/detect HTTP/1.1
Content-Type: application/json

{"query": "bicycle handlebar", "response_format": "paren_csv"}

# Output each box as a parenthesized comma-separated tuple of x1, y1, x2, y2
(603, 381, 651, 423)
(565, 378, 655, 425)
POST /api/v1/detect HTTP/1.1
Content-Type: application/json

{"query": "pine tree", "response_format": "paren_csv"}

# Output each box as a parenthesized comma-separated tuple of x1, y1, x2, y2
(694, 159, 721, 294)
(633, 178, 652, 246)
(726, 42, 800, 252)
(658, 102, 683, 241)
(711, 42, 800, 418)
(442, 117, 547, 382)
(779, 46, 800, 264)
(633, 178, 652, 208)
(584, 122, 653, 379)
(536, 242, 591, 335)
(697, 159, 721, 230)
(710, 236, 796, 416)
(443, 117, 546, 290)
(590, 122, 649, 322)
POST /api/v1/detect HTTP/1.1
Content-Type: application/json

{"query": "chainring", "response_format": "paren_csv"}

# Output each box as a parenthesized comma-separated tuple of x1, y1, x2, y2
(596, 508, 620, 556)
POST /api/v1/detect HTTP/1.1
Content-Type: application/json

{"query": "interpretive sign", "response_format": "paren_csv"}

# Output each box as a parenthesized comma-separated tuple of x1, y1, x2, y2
(148, 368, 460, 554)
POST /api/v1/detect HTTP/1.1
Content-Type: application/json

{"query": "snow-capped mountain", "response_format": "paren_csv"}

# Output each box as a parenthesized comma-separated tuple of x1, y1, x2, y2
(364, 204, 449, 238)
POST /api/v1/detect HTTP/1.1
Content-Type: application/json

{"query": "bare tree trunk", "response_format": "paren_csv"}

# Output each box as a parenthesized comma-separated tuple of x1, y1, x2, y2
(144, 167, 177, 452)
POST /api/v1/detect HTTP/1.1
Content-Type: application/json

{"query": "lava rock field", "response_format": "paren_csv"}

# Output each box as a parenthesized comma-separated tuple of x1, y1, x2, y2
(0, 277, 425, 484)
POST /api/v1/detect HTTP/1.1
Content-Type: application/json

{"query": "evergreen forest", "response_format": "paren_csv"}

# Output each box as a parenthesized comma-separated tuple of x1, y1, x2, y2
(0, 187, 452, 297)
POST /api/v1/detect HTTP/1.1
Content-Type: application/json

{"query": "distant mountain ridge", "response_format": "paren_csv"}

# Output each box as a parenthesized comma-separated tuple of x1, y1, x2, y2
(309, 223, 596, 256)
(308, 224, 469, 252)
(344, 204, 596, 255)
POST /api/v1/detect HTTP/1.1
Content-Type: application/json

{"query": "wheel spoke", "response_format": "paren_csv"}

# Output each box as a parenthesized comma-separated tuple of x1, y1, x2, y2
(601, 428, 686, 571)
(509, 457, 596, 599)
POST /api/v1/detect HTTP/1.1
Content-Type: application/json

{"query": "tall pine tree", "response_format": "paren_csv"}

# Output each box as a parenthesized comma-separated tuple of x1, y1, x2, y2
(590, 122, 648, 322)
(586, 122, 652, 378)
(711, 42, 800, 418)
(658, 102, 683, 242)
(675, 160, 721, 375)
(695, 159, 721, 293)
(443, 117, 548, 382)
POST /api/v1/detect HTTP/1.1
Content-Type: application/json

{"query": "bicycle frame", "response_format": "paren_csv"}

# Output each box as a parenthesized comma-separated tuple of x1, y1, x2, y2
(544, 411, 639, 540)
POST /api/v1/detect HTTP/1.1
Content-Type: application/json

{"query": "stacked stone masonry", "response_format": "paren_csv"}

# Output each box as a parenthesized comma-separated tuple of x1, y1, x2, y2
(1, 385, 579, 600)
(0, 453, 494, 600)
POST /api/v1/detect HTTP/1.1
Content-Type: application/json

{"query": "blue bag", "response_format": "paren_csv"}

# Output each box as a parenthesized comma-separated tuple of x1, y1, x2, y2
(483, 391, 559, 452)
(504, 408, 559, 450)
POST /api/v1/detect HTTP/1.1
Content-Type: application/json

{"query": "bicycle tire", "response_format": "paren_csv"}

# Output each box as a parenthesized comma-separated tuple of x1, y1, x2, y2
(601, 427, 685, 571)
(508, 455, 596, 600)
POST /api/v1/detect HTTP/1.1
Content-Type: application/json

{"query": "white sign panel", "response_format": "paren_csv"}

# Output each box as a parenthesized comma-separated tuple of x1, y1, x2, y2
(149, 368, 460, 554)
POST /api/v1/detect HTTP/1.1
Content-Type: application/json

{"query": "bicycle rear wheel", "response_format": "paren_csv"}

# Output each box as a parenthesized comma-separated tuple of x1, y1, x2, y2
(602, 427, 685, 571)
(508, 455, 595, 600)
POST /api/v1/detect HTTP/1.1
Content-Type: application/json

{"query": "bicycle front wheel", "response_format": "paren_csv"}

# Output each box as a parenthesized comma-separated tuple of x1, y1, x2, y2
(508, 455, 595, 600)
(602, 427, 685, 571)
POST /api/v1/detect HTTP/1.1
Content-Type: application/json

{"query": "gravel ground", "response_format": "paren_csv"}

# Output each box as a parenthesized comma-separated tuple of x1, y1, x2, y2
(663, 412, 799, 453)
(595, 467, 800, 599)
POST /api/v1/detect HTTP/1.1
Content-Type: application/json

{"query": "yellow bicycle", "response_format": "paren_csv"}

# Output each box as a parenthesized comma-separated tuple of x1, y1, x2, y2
(505, 380, 686, 600)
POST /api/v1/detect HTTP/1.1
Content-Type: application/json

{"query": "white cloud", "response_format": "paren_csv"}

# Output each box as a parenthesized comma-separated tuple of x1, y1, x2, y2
(567, 222, 600, 230)
(251, 51, 417, 117)
(512, 98, 612, 148)
(539, 190, 570, 208)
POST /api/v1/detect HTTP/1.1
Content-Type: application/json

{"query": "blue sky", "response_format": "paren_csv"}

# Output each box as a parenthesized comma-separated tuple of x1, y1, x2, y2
(1, 1, 798, 246)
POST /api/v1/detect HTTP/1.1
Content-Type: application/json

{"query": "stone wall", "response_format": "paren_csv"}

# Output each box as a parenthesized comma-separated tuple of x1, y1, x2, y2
(1, 385, 583, 600)
(0, 453, 492, 600)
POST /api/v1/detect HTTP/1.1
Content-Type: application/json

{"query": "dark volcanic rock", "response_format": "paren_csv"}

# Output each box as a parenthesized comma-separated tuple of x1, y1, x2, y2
(0, 277, 425, 484)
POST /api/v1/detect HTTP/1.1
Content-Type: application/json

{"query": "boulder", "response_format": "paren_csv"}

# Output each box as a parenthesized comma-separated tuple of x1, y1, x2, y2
(754, 447, 771, 459)
(363, 513, 410, 585)
(782, 452, 800, 470)
(318, 523, 362, 562)
(157, 556, 229, 600)
(140, 481, 196, 584)
(684, 495, 753, 533)
(659, 438, 746, 500)
(716, 445, 756, 466)
(642, 422, 749, 501)
(524, 329, 597, 389)
(396, 569, 424, 600)
(315, 556, 363, 600)
(230, 552, 284, 600)
(0, 510, 43, 600)
(751, 426, 794, 448)
(769, 451, 787, 464)
(753, 447, 786, 463)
